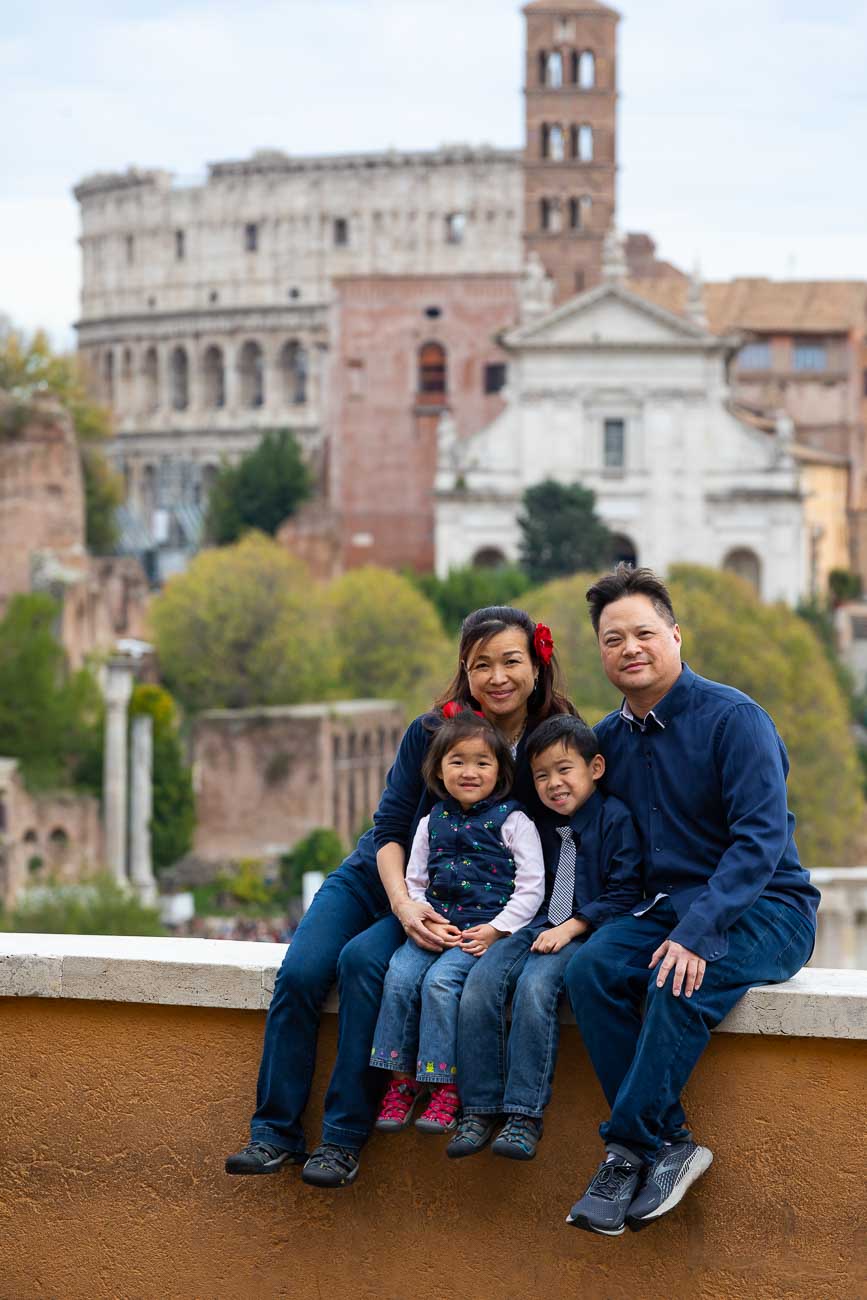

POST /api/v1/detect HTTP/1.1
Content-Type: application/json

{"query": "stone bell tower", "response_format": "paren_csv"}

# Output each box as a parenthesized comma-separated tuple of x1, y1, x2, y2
(523, 0, 620, 302)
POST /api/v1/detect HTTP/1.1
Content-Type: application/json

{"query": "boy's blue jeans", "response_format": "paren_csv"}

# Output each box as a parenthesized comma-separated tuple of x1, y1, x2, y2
(371, 940, 478, 1084)
(563, 896, 816, 1164)
(501, 940, 584, 1118)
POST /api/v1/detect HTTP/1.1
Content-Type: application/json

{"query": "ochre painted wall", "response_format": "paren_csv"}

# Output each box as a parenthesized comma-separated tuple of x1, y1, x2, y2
(0, 999, 863, 1300)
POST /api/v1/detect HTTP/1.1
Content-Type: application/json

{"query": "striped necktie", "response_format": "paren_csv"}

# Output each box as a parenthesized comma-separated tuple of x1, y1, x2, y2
(549, 826, 576, 926)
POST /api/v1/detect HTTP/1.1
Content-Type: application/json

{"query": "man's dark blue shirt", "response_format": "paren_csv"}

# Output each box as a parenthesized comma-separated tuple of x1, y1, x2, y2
(596, 663, 820, 962)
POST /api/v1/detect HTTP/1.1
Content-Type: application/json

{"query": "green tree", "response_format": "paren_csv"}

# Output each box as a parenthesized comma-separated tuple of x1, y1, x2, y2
(279, 828, 346, 899)
(205, 429, 311, 545)
(518, 479, 613, 584)
(130, 684, 195, 870)
(0, 594, 102, 790)
(328, 567, 451, 716)
(5, 875, 165, 936)
(523, 565, 864, 866)
(408, 564, 532, 635)
(149, 532, 335, 712)
(0, 326, 122, 552)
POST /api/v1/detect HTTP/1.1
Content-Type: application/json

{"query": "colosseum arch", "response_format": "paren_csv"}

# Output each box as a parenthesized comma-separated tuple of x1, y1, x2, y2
(279, 341, 307, 405)
(170, 346, 189, 411)
(142, 347, 159, 413)
(239, 340, 265, 408)
(202, 345, 226, 409)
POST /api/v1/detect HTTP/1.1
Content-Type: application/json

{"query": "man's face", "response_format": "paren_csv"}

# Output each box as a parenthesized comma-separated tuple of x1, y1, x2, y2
(597, 594, 682, 703)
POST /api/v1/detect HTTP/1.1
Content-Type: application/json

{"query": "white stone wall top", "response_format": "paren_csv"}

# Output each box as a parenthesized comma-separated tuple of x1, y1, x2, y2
(197, 699, 401, 722)
(1, 935, 865, 1039)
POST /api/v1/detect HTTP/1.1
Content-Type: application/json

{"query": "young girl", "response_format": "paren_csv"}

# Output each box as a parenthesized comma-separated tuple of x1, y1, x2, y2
(370, 710, 545, 1134)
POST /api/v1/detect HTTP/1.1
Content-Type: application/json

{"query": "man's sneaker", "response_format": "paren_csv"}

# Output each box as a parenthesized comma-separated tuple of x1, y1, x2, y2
(566, 1153, 642, 1236)
(626, 1139, 713, 1231)
(301, 1143, 360, 1188)
(224, 1140, 306, 1175)
(414, 1083, 461, 1134)
(491, 1115, 543, 1161)
(375, 1077, 424, 1132)
(446, 1114, 498, 1159)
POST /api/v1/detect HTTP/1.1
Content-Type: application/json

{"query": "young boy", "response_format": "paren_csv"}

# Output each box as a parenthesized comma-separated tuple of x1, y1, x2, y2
(472, 713, 645, 1161)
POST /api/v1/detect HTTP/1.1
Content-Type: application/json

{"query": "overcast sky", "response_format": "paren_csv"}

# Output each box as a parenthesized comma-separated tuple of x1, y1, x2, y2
(2, 0, 866, 346)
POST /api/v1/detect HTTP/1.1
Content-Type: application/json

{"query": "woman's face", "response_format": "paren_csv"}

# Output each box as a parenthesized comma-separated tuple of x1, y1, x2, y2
(464, 629, 536, 727)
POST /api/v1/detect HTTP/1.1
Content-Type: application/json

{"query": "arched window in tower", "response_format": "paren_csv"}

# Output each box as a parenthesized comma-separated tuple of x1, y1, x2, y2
(538, 50, 547, 85)
(280, 341, 308, 405)
(170, 346, 189, 411)
(540, 123, 550, 159)
(142, 348, 159, 412)
(546, 51, 563, 88)
(548, 125, 565, 161)
(418, 342, 447, 398)
(570, 195, 593, 229)
(578, 125, 594, 161)
(579, 51, 596, 89)
(103, 350, 115, 404)
(239, 340, 265, 409)
(202, 346, 225, 409)
(540, 198, 562, 233)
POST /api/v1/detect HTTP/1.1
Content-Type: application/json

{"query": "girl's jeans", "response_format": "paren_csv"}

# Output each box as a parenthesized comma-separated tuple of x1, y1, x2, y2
(371, 940, 479, 1084)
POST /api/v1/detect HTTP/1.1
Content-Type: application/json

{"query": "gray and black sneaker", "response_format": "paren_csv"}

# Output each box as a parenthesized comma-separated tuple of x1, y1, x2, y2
(445, 1114, 498, 1159)
(225, 1140, 306, 1175)
(626, 1139, 713, 1231)
(491, 1115, 543, 1161)
(566, 1153, 642, 1236)
(301, 1143, 360, 1188)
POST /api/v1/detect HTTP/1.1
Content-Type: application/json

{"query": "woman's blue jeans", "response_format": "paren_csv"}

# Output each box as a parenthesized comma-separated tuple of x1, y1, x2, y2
(563, 896, 816, 1164)
(371, 940, 478, 1084)
(249, 849, 401, 1155)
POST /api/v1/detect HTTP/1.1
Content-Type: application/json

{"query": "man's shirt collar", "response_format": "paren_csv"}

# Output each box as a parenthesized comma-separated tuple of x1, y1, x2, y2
(619, 663, 696, 732)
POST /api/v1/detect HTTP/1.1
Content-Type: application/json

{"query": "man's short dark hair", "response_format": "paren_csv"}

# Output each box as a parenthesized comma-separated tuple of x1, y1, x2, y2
(526, 714, 600, 766)
(585, 563, 677, 635)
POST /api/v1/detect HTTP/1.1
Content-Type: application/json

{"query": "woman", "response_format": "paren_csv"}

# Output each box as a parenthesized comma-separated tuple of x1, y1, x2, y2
(225, 605, 573, 1188)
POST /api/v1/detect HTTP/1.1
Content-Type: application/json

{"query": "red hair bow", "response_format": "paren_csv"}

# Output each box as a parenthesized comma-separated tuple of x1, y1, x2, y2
(533, 623, 554, 665)
(443, 700, 485, 720)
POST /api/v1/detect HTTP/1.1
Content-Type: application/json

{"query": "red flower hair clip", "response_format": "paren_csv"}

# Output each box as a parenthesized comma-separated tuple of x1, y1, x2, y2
(533, 623, 554, 665)
(443, 700, 485, 720)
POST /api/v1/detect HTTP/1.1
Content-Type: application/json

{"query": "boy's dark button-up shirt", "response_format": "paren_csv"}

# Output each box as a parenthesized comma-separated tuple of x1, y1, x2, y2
(537, 789, 644, 930)
(596, 663, 821, 963)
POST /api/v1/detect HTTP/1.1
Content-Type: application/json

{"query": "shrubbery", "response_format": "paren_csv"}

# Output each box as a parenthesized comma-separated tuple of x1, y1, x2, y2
(4, 875, 165, 936)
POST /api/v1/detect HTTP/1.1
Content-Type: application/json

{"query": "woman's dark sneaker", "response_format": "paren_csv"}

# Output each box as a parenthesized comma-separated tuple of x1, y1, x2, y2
(375, 1077, 424, 1132)
(445, 1114, 498, 1159)
(566, 1153, 642, 1236)
(491, 1115, 543, 1161)
(414, 1083, 461, 1134)
(301, 1143, 360, 1188)
(224, 1141, 306, 1175)
(626, 1140, 713, 1231)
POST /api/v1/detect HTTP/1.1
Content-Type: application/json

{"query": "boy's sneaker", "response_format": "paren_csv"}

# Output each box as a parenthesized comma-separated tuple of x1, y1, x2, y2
(375, 1078, 423, 1132)
(415, 1083, 461, 1134)
(566, 1152, 642, 1236)
(626, 1139, 713, 1231)
(301, 1143, 360, 1188)
(491, 1115, 543, 1161)
(446, 1114, 498, 1159)
(224, 1140, 306, 1175)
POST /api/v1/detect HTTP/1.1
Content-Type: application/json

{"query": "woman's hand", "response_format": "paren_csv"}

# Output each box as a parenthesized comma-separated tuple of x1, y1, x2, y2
(459, 924, 504, 957)
(531, 918, 588, 953)
(423, 917, 464, 948)
(394, 899, 452, 952)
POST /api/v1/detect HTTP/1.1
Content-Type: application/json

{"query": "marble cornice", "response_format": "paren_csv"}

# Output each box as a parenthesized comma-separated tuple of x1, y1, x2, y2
(76, 303, 328, 342)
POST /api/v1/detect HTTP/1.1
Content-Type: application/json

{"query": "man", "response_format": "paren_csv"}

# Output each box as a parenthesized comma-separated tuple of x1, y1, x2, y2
(563, 564, 820, 1236)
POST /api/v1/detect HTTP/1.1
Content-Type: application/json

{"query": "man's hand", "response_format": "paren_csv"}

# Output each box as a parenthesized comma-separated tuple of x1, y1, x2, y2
(395, 899, 456, 952)
(649, 939, 706, 998)
(459, 924, 503, 957)
(531, 917, 588, 953)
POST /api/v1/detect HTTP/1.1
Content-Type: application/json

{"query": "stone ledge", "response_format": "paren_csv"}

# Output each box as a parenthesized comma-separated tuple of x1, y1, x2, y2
(0, 934, 865, 1039)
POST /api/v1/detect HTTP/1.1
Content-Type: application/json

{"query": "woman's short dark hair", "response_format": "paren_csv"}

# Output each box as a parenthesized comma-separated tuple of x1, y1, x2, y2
(421, 711, 515, 802)
(526, 713, 600, 765)
(586, 563, 677, 635)
(433, 605, 575, 731)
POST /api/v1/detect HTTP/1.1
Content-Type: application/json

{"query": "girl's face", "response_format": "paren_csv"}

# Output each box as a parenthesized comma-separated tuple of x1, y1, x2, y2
(439, 736, 499, 810)
(463, 629, 536, 727)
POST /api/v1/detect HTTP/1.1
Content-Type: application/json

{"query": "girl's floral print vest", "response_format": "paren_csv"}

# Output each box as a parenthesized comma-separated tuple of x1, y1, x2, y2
(426, 796, 521, 929)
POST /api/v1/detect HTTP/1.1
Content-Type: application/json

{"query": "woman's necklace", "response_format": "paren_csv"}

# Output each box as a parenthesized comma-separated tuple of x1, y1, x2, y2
(503, 716, 528, 754)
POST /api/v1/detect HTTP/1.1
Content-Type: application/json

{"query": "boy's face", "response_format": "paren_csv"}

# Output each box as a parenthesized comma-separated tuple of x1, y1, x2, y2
(531, 740, 604, 817)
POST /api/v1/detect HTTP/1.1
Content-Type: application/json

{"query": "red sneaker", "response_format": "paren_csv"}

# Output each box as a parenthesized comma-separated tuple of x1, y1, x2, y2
(375, 1078, 423, 1133)
(415, 1084, 461, 1134)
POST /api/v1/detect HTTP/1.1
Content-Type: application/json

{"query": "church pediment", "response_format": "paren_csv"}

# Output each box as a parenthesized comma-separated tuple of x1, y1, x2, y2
(505, 283, 717, 350)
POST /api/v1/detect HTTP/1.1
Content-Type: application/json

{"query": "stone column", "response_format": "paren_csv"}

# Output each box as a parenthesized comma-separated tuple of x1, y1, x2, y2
(103, 658, 134, 887)
(129, 714, 156, 906)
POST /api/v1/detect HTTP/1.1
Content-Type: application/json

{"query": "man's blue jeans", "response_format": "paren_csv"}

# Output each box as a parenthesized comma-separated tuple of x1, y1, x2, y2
(371, 940, 478, 1084)
(249, 852, 401, 1155)
(563, 896, 816, 1164)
